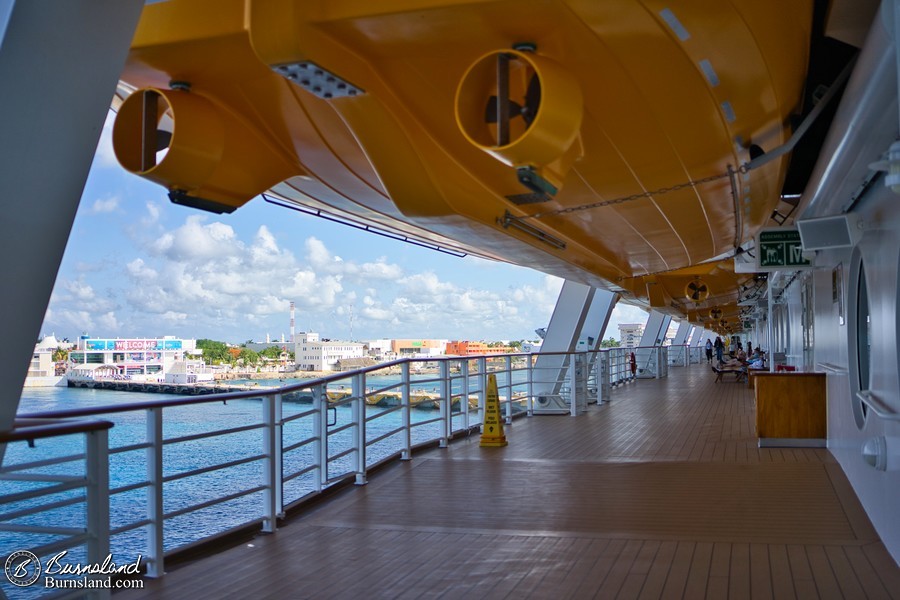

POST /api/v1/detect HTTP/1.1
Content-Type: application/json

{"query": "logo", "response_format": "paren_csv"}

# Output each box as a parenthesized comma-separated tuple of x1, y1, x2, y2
(5, 550, 41, 587)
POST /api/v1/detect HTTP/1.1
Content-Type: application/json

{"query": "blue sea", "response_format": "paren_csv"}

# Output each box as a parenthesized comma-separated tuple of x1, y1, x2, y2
(2, 372, 521, 596)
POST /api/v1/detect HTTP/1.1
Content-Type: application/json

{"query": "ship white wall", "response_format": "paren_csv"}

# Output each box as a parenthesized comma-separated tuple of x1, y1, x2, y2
(811, 183, 900, 566)
(796, 3, 900, 564)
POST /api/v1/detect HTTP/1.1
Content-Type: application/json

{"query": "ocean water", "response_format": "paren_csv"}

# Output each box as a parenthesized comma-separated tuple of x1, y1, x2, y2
(2, 372, 518, 596)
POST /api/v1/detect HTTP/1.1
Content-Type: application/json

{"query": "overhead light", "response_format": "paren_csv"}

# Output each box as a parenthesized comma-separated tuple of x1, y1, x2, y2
(498, 211, 566, 250)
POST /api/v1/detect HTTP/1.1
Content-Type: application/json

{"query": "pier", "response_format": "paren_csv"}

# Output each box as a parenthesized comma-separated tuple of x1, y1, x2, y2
(65, 378, 511, 410)
(67, 379, 265, 395)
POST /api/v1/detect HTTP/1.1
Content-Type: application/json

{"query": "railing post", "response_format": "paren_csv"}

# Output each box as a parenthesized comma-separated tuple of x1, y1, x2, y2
(401, 361, 411, 460)
(656, 347, 662, 379)
(439, 361, 450, 447)
(503, 355, 513, 424)
(314, 385, 327, 490)
(581, 352, 590, 407)
(526, 354, 534, 416)
(85, 427, 110, 597)
(352, 372, 367, 485)
(568, 356, 577, 417)
(262, 393, 282, 533)
(599, 351, 610, 403)
(146, 407, 164, 578)
(460, 359, 470, 430)
(477, 356, 487, 420)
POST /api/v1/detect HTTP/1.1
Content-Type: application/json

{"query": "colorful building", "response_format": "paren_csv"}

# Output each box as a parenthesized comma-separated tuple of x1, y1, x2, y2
(391, 339, 447, 356)
(68, 336, 198, 379)
(445, 341, 514, 356)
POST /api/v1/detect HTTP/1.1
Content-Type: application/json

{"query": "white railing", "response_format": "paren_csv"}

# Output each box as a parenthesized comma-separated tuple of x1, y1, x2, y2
(0, 418, 114, 598)
(2, 348, 665, 584)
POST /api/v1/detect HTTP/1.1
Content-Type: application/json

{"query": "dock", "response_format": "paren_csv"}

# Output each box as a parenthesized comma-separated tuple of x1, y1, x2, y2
(65, 378, 507, 410)
(67, 379, 267, 395)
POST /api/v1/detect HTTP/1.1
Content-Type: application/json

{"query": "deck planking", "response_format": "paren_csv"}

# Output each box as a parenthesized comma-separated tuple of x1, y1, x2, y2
(117, 363, 900, 599)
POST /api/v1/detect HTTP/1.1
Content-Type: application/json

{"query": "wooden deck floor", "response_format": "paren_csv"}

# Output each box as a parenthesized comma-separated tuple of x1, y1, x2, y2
(118, 364, 900, 599)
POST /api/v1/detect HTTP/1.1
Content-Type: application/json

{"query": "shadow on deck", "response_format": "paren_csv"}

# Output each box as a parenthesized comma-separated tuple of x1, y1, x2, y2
(118, 363, 900, 599)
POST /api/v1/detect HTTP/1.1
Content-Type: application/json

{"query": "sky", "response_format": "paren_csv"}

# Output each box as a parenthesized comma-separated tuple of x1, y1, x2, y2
(40, 112, 650, 345)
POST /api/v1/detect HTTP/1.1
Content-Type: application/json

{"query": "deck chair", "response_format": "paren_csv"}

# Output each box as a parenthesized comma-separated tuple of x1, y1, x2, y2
(712, 365, 746, 383)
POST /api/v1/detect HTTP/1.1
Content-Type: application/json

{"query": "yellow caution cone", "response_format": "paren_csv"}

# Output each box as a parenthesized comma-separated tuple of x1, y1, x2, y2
(480, 373, 508, 447)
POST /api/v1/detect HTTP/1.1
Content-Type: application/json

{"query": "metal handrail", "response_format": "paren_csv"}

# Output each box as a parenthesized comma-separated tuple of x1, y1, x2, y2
(4, 348, 667, 580)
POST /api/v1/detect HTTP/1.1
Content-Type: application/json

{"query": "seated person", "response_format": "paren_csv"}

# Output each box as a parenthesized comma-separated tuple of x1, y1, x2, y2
(736, 347, 747, 362)
(719, 356, 746, 370)
(714, 356, 748, 381)
(748, 355, 765, 369)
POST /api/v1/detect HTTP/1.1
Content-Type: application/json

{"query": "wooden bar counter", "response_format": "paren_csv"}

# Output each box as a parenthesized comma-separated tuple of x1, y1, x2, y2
(753, 371, 826, 447)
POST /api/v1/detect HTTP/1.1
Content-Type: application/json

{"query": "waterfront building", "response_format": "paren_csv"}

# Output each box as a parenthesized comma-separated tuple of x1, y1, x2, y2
(294, 332, 365, 371)
(24, 335, 70, 386)
(364, 338, 394, 361)
(67, 336, 199, 380)
(391, 339, 447, 357)
(521, 341, 542, 353)
(445, 341, 514, 356)
(164, 361, 215, 384)
(618, 324, 645, 348)
(29, 336, 60, 378)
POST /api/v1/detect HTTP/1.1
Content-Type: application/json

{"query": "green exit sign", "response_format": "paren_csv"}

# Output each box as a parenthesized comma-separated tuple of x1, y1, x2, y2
(757, 228, 813, 269)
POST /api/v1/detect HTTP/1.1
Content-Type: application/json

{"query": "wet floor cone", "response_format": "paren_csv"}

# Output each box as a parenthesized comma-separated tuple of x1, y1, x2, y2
(480, 373, 508, 447)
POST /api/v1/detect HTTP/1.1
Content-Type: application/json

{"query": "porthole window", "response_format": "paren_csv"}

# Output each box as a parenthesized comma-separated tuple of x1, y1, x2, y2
(857, 267, 871, 396)
(848, 247, 870, 429)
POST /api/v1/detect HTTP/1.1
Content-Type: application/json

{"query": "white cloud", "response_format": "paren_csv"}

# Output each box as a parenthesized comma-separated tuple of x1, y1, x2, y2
(91, 195, 120, 214)
(43, 213, 571, 342)
(96, 311, 121, 332)
(142, 202, 162, 227)
(64, 279, 96, 301)
(126, 258, 157, 280)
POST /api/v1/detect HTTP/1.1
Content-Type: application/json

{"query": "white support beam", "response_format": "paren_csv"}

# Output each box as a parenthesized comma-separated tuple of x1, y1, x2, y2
(581, 288, 618, 351)
(635, 310, 670, 377)
(0, 0, 144, 435)
(672, 321, 692, 345)
(533, 281, 593, 397)
(533, 282, 616, 413)
(669, 320, 693, 366)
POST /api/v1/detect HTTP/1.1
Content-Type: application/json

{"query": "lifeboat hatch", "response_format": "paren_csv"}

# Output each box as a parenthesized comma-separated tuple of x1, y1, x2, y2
(113, 87, 296, 215)
(455, 47, 583, 193)
(685, 279, 710, 303)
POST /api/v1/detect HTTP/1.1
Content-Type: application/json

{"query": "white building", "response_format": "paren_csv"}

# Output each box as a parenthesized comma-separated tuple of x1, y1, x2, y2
(521, 341, 542, 353)
(29, 335, 61, 377)
(364, 338, 394, 360)
(24, 335, 70, 386)
(68, 336, 198, 380)
(294, 332, 365, 371)
(165, 361, 215, 384)
(618, 324, 645, 348)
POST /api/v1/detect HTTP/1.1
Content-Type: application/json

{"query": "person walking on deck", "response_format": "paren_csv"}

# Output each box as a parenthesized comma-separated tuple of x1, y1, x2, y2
(705, 339, 713, 363)
(714, 336, 724, 364)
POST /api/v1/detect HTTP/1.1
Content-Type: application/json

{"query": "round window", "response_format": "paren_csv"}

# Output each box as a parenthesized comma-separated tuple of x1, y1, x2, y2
(848, 247, 870, 429)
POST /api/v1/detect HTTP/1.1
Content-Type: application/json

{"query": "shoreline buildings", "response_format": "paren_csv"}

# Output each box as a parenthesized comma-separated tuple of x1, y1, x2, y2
(68, 336, 199, 379)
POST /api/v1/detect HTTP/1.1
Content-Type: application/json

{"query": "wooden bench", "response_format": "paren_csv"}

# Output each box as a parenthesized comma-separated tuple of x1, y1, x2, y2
(712, 365, 746, 383)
